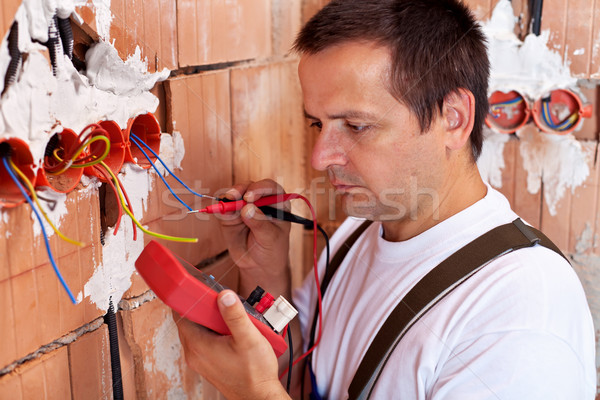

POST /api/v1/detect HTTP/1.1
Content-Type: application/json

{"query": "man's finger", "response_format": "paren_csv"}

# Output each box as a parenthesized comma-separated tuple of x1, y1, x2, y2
(217, 290, 259, 345)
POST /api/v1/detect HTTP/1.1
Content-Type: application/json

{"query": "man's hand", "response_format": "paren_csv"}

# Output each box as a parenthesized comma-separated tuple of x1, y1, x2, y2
(176, 290, 291, 400)
(218, 180, 292, 296)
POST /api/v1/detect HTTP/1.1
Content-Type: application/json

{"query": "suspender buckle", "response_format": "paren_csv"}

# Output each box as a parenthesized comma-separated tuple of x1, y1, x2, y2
(512, 218, 540, 246)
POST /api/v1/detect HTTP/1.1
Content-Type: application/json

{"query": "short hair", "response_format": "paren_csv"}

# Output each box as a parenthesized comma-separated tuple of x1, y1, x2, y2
(294, 0, 490, 160)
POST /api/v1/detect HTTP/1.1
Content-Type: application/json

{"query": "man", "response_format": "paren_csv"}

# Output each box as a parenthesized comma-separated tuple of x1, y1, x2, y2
(176, 0, 595, 398)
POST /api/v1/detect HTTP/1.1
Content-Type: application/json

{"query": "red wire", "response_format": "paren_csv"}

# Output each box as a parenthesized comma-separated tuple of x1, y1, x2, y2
(93, 164, 123, 234)
(116, 174, 138, 241)
(278, 194, 322, 380)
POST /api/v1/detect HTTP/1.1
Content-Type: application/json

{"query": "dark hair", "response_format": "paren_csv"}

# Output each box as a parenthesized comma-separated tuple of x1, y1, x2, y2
(294, 0, 489, 160)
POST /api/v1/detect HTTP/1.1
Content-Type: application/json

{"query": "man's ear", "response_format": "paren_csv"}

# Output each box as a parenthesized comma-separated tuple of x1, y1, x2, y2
(443, 89, 475, 151)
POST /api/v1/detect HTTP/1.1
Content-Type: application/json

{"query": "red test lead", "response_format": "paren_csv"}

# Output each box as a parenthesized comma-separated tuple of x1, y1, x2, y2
(189, 193, 301, 214)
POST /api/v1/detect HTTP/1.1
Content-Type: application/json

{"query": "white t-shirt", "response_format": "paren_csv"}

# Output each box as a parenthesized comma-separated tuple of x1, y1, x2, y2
(293, 186, 595, 399)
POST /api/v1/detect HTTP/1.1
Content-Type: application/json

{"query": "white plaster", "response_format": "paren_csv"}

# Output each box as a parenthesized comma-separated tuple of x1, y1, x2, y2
(477, 127, 510, 188)
(86, 42, 170, 97)
(573, 48, 585, 56)
(90, 0, 113, 41)
(575, 223, 594, 255)
(83, 220, 144, 312)
(30, 188, 68, 238)
(158, 130, 185, 176)
(517, 129, 589, 215)
(148, 314, 187, 400)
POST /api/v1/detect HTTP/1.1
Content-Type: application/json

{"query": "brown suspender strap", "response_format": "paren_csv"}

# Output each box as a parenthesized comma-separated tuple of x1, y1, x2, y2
(347, 218, 567, 400)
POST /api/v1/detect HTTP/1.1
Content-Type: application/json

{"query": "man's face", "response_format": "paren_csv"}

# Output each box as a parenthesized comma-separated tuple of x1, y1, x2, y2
(299, 41, 447, 221)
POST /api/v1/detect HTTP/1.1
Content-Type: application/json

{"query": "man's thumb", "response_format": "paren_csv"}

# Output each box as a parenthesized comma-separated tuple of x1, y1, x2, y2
(218, 290, 255, 339)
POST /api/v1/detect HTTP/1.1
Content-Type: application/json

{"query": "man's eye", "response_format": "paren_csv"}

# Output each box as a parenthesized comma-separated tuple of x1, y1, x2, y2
(310, 121, 322, 130)
(346, 123, 370, 133)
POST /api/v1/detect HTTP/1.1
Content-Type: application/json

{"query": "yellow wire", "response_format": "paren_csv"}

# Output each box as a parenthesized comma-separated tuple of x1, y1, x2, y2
(98, 161, 198, 243)
(49, 135, 111, 175)
(9, 159, 84, 247)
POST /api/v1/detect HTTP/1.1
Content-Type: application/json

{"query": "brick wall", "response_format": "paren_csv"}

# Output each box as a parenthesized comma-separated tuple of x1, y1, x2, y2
(0, 0, 599, 399)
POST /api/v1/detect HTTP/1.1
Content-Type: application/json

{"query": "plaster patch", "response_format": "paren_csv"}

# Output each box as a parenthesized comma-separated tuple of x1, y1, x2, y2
(158, 130, 185, 175)
(517, 129, 589, 215)
(86, 42, 169, 97)
(90, 0, 113, 41)
(148, 314, 187, 400)
(477, 127, 510, 188)
(30, 188, 68, 238)
(83, 220, 143, 312)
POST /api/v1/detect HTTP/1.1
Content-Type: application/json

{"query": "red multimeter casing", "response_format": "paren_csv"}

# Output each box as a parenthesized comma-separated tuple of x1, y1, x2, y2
(134, 240, 288, 357)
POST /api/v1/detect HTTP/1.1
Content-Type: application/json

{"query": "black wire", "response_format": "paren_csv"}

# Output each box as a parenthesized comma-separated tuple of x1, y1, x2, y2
(286, 325, 293, 393)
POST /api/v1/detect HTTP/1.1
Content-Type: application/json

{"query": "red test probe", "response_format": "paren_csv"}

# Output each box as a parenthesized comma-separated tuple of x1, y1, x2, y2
(189, 193, 301, 214)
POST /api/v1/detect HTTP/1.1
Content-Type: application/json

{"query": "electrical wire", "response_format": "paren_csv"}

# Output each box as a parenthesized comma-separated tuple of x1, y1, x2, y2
(93, 164, 124, 235)
(46, 132, 110, 175)
(2, 156, 77, 304)
(129, 135, 193, 212)
(286, 324, 293, 394)
(277, 194, 322, 380)
(129, 132, 213, 199)
(489, 97, 523, 118)
(8, 158, 84, 247)
(115, 174, 138, 241)
(542, 100, 578, 132)
(99, 161, 198, 243)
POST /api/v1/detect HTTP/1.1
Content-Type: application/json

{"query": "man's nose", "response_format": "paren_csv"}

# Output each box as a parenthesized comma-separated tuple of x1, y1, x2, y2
(311, 126, 347, 171)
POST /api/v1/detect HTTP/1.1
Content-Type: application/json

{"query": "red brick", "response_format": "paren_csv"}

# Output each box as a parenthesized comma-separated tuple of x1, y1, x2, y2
(493, 136, 517, 205)
(568, 141, 598, 254)
(6, 204, 37, 277)
(122, 269, 150, 299)
(462, 0, 494, 21)
(108, 0, 126, 56)
(79, 244, 105, 322)
(125, 0, 144, 58)
(0, 370, 22, 400)
(513, 134, 542, 229)
(57, 251, 86, 334)
(158, 71, 233, 262)
(0, 219, 9, 282)
(120, 299, 202, 398)
(230, 61, 308, 280)
(116, 312, 137, 400)
(590, 2, 600, 79)
(0, 0, 20, 40)
(68, 324, 112, 400)
(41, 347, 72, 400)
(11, 269, 42, 358)
(563, 0, 596, 78)
(19, 347, 71, 400)
(34, 262, 61, 346)
(0, 278, 17, 368)
(272, 0, 302, 56)
(177, 0, 272, 66)
(541, 0, 568, 60)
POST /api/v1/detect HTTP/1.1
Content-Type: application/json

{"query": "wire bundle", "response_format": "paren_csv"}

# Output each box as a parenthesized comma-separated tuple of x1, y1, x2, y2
(541, 99, 578, 132)
(44, 124, 111, 175)
(489, 97, 523, 118)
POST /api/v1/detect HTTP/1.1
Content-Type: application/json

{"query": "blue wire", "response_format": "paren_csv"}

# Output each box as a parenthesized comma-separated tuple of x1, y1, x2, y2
(2, 157, 77, 304)
(129, 132, 209, 199)
(129, 135, 193, 212)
